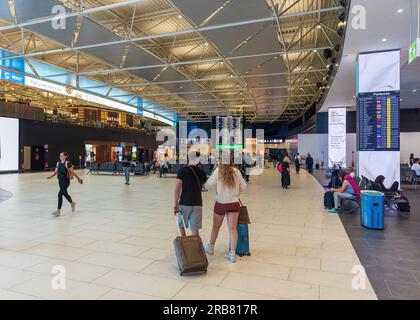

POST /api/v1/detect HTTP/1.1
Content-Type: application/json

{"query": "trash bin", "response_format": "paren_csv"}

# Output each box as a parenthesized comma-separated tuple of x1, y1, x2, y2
(361, 190, 384, 230)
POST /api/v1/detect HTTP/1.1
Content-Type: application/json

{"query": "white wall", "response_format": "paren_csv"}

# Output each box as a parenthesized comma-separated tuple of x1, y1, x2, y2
(401, 132, 420, 164)
(297, 134, 328, 165)
(298, 133, 356, 168)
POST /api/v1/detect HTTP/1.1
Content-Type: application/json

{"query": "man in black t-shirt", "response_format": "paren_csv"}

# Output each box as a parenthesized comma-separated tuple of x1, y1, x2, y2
(173, 151, 207, 236)
(121, 150, 132, 185)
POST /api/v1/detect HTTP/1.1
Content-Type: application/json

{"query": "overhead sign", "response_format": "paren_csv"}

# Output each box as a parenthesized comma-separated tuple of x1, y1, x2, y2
(409, 38, 420, 64)
(0, 68, 173, 126)
(328, 108, 347, 168)
(0, 70, 25, 84)
(142, 110, 173, 126)
(21, 75, 173, 126)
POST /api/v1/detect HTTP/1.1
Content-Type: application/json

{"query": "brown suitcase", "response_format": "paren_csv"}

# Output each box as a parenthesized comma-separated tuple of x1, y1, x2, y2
(174, 213, 208, 275)
(174, 235, 208, 275)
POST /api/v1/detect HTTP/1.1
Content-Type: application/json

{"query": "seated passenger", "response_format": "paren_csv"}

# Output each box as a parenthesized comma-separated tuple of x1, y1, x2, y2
(328, 172, 361, 214)
(327, 165, 342, 188)
(374, 175, 399, 193)
(411, 158, 420, 176)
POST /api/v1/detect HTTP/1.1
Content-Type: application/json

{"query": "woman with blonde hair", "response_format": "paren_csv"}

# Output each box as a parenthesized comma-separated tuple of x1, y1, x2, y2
(203, 160, 247, 263)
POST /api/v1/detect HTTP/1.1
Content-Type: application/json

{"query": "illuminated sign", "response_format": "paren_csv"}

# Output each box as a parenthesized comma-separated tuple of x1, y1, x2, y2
(0, 71, 173, 126)
(409, 38, 420, 64)
(0, 70, 25, 84)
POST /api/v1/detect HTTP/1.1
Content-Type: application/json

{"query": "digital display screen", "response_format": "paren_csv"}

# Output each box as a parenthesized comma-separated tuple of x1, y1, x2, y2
(357, 91, 400, 151)
(0, 117, 19, 172)
(211, 116, 244, 150)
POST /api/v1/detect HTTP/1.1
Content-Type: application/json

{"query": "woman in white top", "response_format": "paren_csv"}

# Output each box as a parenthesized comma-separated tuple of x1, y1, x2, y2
(203, 163, 247, 263)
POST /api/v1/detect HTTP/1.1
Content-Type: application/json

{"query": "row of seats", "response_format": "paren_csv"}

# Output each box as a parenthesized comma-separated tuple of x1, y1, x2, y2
(87, 162, 151, 176)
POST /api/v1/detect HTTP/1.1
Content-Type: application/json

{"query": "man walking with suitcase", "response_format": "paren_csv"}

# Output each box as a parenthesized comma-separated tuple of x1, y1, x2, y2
(173, 151, 207, 236)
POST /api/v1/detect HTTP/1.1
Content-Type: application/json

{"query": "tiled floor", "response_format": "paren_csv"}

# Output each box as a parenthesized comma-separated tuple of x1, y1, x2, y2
(0, 188, 12, 203)
(313, 169, 420, 300)
(0, 168, 377, 300)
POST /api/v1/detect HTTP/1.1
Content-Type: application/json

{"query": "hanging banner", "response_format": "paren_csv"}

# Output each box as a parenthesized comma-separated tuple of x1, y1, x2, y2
(328, 108, 347, 168)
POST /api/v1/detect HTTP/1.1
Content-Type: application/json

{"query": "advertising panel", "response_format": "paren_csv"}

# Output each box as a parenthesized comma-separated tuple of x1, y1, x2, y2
(0, 117, 19, 172)
(328, 108, 347, 168)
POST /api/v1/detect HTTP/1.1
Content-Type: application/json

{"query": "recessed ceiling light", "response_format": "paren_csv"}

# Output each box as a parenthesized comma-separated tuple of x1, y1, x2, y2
(382, 38, 387, 42)
(397, 9, 403, 13)
(313, 49, 317, 53)
(317, 25, 321, 29)
(204, 42, 209, 46)
(177, 14, 182, 18)
(413, 89, 417, 93)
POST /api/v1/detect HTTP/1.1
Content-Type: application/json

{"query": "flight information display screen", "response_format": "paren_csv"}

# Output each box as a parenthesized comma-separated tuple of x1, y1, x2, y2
(211, 116, 244, 149)
(357, 91, 400, 151)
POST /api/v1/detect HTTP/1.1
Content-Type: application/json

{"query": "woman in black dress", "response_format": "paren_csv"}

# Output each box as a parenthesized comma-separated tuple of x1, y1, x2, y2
(281, 152, 291, 189)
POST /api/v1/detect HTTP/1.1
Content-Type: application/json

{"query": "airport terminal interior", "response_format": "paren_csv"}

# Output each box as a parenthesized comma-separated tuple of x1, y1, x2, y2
(0, 0, 420, 301)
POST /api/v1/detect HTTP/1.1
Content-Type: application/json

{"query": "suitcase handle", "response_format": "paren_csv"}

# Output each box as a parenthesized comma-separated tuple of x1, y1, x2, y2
(175, 211, 189, 236)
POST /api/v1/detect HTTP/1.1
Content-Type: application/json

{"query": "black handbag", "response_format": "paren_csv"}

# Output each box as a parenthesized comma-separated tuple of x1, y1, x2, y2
(238, 199, 251, 225)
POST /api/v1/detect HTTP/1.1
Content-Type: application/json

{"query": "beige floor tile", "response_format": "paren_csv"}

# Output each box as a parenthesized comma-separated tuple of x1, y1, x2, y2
(0, 265, 40, 289)
(220, 272, 319, 299)
(23, 243, 92, 261)
(320, 286, 377, 300)
(0, 237, 40, 251)
(0, 288, 42, 300)
(99, 289, 165, 300)
(142, 261, 228, 286)
(93, 269, 186, 299)
(78, 251, 154, 272)
(11, 274, 111, 300)
(28, 259, 111, 282)
(0, 250, 48, 269)
(84, 240, 149, 256)
(173, 283, 279, 300)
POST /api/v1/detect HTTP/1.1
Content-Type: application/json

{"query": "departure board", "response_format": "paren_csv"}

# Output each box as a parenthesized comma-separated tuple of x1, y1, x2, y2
(211, 116, 244, 149)
(357, 91, 400, 151)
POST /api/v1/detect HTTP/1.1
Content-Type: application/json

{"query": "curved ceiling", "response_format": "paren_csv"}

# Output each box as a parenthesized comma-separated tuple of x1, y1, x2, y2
(0, 0, 347, 122)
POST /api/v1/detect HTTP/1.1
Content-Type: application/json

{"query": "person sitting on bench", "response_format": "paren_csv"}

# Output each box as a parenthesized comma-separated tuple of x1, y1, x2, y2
(328, 172, 361, 214)
(374, 175, 399, 193)
(327, 165, 343, 188)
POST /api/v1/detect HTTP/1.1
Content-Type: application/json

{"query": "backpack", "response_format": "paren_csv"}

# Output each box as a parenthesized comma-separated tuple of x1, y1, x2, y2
(277, 163, 283, 173)
(324, 191, 334, 209)
(57, 161, 73, 180)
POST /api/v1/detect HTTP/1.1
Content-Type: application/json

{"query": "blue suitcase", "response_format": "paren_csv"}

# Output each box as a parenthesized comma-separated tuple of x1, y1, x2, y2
(236, 224, 251, 257)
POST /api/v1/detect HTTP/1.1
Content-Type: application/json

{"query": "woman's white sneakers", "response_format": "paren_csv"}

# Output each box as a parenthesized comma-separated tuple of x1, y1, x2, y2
(227, 250, 239, 263)
(205, 244, 239, 263)
(204, 243, 214, 255)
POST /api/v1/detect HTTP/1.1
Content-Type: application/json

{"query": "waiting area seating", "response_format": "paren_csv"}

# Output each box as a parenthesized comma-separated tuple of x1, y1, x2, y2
(87, 161, 150, 176)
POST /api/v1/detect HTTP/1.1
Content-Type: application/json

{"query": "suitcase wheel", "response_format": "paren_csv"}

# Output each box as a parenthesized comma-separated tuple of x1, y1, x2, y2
(247, 252, 251, 256)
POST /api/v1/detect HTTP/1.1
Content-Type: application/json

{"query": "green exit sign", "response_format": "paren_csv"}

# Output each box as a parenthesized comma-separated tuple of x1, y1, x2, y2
(409, 38, 420, 64)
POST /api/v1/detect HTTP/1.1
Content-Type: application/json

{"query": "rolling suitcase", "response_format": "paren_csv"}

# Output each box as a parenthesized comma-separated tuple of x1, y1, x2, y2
(236, 223, 251, 257)
(174, 214, 208, 276)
